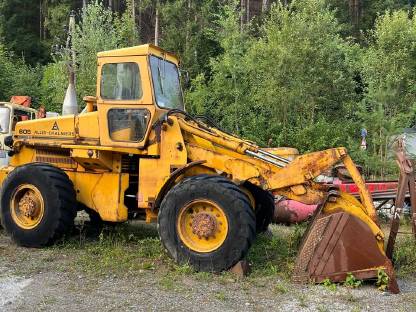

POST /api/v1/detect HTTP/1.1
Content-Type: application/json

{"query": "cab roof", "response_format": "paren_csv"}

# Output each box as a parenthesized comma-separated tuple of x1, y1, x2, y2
(0, 102, 37, 112)
(97, 44, 179, 65)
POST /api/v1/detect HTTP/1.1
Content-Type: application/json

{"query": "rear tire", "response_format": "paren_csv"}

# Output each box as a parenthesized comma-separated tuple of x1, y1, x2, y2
(158, 175, 256, 272)
(0, 163, 77, 247)
(243, 182, 274, 233)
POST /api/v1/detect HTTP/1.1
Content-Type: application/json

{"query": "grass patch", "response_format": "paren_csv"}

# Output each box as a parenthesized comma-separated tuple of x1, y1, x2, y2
(247, 224, 305, 278)
(393, 235, 416, 278)
(274, 281, 289, 294)
(54, 222, 169, 276)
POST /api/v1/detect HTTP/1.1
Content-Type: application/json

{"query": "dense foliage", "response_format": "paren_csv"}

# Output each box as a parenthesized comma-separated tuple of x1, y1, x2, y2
(1, 0, 416, 177)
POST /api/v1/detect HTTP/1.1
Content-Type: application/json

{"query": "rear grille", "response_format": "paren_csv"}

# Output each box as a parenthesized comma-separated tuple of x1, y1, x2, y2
(35, 148, 76, 167)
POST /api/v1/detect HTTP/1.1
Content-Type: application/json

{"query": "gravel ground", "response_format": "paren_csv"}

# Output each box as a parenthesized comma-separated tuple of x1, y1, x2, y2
(1, 227, 415, 312)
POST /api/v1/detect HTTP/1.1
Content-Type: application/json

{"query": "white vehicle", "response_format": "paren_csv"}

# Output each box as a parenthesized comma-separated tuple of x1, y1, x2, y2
(0, 102, 37, 165)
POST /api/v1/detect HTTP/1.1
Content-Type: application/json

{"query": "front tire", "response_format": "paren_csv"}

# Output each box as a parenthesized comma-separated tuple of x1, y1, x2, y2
(0, 163, 77, 247)
(158, 175, 256, 272)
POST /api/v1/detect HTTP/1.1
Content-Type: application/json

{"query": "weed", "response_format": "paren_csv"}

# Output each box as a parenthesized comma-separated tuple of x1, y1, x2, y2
(173, 263, 194, 275)
(297, 293, 308, 307)
(393, 236, 416, 277)
(343, 273, 362, 288)
(247, 224, 306, 278)
(159, 274, 176, 290)
(195, 271, 212, 281)
(321, 278, 337, 291)
(215, 291, 227, 301)
(317, 305, 329, 312)
(344, 291, 359, 303)
(274, 281, 289, 294)
(376, 269, 389, 291)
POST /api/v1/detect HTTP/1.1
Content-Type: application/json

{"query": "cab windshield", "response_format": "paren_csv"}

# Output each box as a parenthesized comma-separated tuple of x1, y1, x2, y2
(150, 56, 184, 110)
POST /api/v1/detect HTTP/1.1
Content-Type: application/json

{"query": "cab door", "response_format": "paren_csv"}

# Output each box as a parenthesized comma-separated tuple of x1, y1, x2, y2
(96, 56, 156, 149)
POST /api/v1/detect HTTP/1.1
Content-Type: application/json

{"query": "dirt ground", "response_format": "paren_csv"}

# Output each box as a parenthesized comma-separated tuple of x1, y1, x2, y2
(1, 222, 415, 312)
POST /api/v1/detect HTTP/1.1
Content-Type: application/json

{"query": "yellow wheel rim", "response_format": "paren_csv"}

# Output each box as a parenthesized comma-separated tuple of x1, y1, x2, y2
(10, 184, 45, 230)
(177, 199, 229, 253)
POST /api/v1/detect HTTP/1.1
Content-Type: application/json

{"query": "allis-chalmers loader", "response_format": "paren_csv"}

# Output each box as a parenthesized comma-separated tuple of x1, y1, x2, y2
(0, 45, 398, 292)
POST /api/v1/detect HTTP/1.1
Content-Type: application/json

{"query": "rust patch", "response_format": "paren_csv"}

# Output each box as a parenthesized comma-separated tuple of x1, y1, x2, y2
(192, 213, 217, 238)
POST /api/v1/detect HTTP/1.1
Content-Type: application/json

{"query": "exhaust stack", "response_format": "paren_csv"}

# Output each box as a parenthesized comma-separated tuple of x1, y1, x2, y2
(62, 11, 78, 116)
(62, 70, 78, 115)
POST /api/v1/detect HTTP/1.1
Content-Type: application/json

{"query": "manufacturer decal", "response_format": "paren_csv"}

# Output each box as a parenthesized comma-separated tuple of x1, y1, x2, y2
(51, 121, 59, 131)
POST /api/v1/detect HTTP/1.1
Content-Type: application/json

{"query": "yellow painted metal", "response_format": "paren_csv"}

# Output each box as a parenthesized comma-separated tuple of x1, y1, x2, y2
(97, 44, 179, 65)
(138, 117, 187, 209)
(10, 184, 45, 229)
(177, 199, 228, 253)
(14, 114, 75, 142)
(342, 155, 377, 222)
(75, 112, 100, 144)
(65, 171, 129, 222)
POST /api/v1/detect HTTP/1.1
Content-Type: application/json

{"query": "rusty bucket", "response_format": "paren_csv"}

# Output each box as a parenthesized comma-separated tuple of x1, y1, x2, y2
(292, 196, 399, 293)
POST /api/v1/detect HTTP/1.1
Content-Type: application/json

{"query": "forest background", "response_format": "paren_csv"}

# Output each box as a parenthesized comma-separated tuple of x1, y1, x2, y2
(1, 0, 416, 177)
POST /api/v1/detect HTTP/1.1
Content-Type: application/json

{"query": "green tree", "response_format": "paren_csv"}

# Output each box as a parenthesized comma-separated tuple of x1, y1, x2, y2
(0, 44, 41, 104)
(188, 0, 360, 152)
(41, 1, 137, 111)
(358, 9, 416, 177)
(0, 0, 49, 65)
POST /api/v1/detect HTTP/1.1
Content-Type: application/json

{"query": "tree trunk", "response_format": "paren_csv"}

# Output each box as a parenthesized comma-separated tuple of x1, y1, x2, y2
(185, 0, 191, 56)
(262, 0, 268, 12)
(349, 0, 361, 31)
(138, 0, 142, 37)
(246, 0, 250, 23)
(39, 0, 42, 39)
(83, 0, 87, 9)
(240, 0, 246, 31)
(154, 2, 159, 45)
(132, 0, 136, 35)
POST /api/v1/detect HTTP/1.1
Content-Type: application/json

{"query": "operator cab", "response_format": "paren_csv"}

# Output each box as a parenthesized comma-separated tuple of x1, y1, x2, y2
(89, 44, 184, 148)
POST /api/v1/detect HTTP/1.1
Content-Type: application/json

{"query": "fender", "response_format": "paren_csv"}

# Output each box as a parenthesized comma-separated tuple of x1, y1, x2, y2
(153, 160, 206, 210)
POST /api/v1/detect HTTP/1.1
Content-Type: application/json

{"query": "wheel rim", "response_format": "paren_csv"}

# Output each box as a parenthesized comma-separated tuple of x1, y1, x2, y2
(10, 184, 45, 229)
(177, 199, 229, 253)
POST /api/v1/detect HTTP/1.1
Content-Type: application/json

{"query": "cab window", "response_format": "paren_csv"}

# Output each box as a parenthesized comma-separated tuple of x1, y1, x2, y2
(108, 109, 149, 142)
(150, 56, 184, 110)
(101, 63, 142, 100)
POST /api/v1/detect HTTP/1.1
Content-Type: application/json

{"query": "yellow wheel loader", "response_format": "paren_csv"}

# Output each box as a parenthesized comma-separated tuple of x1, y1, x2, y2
(0, 44, 398, 292)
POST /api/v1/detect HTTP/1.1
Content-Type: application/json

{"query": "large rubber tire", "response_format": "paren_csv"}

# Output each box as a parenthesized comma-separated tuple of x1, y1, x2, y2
(0, 163, 77, 247)
(158, 175, 256, 272)
(243, 182, 274, 233)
